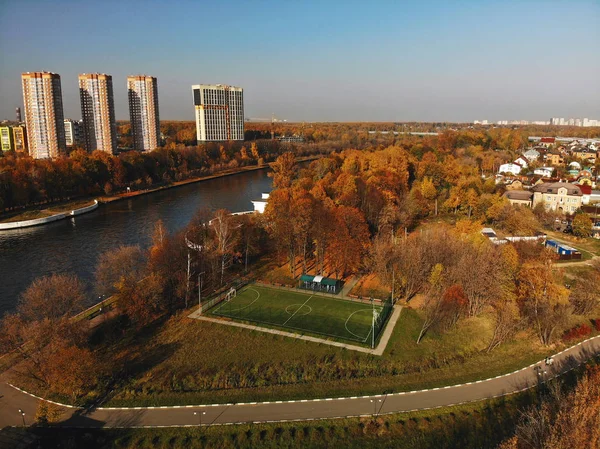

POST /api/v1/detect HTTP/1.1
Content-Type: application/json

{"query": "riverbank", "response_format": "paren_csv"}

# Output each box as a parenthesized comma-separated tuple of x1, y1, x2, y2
(0, 200, 99, 230)
(98, 155, 320, 206)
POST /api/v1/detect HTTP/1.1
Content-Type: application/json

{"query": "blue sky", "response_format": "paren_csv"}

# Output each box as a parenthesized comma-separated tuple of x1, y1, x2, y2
(1, 0, 599, 122)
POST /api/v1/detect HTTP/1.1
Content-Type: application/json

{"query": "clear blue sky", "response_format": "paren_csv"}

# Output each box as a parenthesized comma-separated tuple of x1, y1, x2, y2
(1, 0, 599, 122)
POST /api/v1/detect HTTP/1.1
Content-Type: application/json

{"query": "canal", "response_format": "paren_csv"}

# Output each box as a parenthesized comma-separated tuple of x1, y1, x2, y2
(0, 168, 273, 317)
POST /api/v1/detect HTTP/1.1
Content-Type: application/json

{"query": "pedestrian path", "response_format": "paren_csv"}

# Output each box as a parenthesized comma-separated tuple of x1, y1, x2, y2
(1, 335, 597, 428)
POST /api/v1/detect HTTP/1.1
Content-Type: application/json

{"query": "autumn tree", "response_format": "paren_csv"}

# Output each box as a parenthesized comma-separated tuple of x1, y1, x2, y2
(211, 209, 240, 285)
(417, 263, 446, 344)
(503, 365, 600, 449)
(265, 189, 297, 274)
(517, 255, 571, 345)
(44, 343, 99, 401)
(327, 206, 370, 278)
(95, 245, 146, 296)
(0, 274, 90, 391)
(570, 272, 600, 315)
(440, 284, 468, 328)
(269, 152, 297, 189)
(147, 220, 188, 313)
(572, 212, 592, 237)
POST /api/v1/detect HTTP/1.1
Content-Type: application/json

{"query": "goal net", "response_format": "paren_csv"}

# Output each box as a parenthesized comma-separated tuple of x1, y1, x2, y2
(225, 287, 237, 302)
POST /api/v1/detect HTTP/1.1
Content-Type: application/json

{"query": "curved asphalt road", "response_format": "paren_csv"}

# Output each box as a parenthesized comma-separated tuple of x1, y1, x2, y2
(1, 336, 598, 428)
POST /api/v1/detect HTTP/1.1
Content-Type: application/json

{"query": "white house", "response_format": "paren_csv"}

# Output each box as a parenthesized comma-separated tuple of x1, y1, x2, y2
(499, 163, 524, 175)
(523, 149, 540, 162)
(534, 167, 555, 177)
(514, 156, 529, 168)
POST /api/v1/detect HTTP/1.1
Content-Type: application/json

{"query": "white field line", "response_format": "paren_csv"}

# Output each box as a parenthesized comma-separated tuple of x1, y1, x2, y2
(343, 308, 373, 341)
(282, 295, 313, 326)
(214, 287, 260, 314)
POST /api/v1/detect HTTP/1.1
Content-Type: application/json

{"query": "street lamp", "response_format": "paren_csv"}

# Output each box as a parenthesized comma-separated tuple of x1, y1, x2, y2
(370, 399, 382, 417)
(193, 410, 206, 427)
(18, 409, 25, 426)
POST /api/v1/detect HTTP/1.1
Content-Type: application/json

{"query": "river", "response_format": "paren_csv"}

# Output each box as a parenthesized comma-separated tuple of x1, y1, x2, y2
(0, 168, 273, 317)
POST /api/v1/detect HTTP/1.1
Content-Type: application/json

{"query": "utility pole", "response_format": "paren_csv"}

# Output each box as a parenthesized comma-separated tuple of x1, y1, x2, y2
(391, 266, 395, 305)
(198, 272, 205, 313)
(185, 251, 191, 308)
(371, 298, 375, 349)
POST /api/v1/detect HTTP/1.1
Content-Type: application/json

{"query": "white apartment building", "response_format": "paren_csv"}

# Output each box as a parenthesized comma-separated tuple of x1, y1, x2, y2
(21, 72, 66, 158)
(79, 73, 117, 154)
(127, 75, 160, 151)
(64, 119, 84, 148)
(192, 84, 244, 141)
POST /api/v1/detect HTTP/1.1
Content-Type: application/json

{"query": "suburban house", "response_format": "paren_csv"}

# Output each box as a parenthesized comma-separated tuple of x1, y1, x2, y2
(531, 182, 583, 213)
(505, 179, 524, 190)
(539, 137, 556, 148)
(498, 163, 524, 175)
(572, 149, 597, 164)
(523, 148, 541, 162)
(514, 156, 529, 168)
(545, 151, 564, 166)
(534, 167, 554, 177)
(503, 190, 534, 207)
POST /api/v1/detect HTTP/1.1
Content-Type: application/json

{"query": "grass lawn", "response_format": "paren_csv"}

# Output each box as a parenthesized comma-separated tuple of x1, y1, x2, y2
(96, 304, 572, 407)
(209, 285, 386, 345)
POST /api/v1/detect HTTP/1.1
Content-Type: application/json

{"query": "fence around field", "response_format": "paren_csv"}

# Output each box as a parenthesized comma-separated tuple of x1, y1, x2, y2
(198, 278, 252, 314)
(208, 282, 394, 347)
(254, 281, 388, 305)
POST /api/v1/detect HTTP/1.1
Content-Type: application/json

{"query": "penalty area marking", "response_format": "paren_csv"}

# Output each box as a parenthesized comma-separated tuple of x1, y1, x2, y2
(214, 288, 261, 314)
(344, 309, 376, 341)
(285, 304, 313, 317)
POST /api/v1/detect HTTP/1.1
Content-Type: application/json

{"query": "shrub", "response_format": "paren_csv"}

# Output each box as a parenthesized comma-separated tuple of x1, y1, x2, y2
(562, 324, 592, 342)
(592, 319, 600, 332)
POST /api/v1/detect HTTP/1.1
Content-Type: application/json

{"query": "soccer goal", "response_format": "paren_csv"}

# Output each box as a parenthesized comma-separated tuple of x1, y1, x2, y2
(225, 287, 237, 302)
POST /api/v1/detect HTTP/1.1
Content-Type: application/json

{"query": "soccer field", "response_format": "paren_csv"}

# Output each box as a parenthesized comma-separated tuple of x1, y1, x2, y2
(209, 285, 390, 345)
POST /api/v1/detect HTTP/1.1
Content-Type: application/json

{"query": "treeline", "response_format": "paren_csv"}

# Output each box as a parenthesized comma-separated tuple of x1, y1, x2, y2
(0, 140, 318, 213)
(263, 142, 550, 281)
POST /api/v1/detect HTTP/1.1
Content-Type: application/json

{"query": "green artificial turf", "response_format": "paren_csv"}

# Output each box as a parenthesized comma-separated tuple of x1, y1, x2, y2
(209, 285, 386, 345)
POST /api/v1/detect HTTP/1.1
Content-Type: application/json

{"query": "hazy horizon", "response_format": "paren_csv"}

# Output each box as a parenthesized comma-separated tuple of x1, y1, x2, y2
(1, 0, 599, 123)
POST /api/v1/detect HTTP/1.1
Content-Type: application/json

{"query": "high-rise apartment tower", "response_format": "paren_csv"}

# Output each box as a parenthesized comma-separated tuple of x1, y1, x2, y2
(79, 73, 117, 154)
(192, 84, 244, 141)
(127, 75, 160, 151)
(21, 72, 66, 158)
(16, 107, 22, 122)
(64, 119, 84, 148)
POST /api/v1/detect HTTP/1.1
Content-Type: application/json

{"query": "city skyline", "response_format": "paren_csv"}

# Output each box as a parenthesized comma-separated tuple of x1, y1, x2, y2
(1, 1, 598, 123)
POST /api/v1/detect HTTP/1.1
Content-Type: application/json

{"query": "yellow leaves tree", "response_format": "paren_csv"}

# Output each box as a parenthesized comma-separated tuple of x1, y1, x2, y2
(517, 258, 570, 345)
(269, 152, 297, 189)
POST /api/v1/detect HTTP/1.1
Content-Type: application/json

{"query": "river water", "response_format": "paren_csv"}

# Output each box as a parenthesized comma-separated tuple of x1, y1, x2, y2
(0, 169, 273, 317)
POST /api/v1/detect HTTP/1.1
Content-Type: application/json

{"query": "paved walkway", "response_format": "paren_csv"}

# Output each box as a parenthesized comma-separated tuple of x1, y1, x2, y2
(1, 335, 598, 429)
(340, 277, 360, 297)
